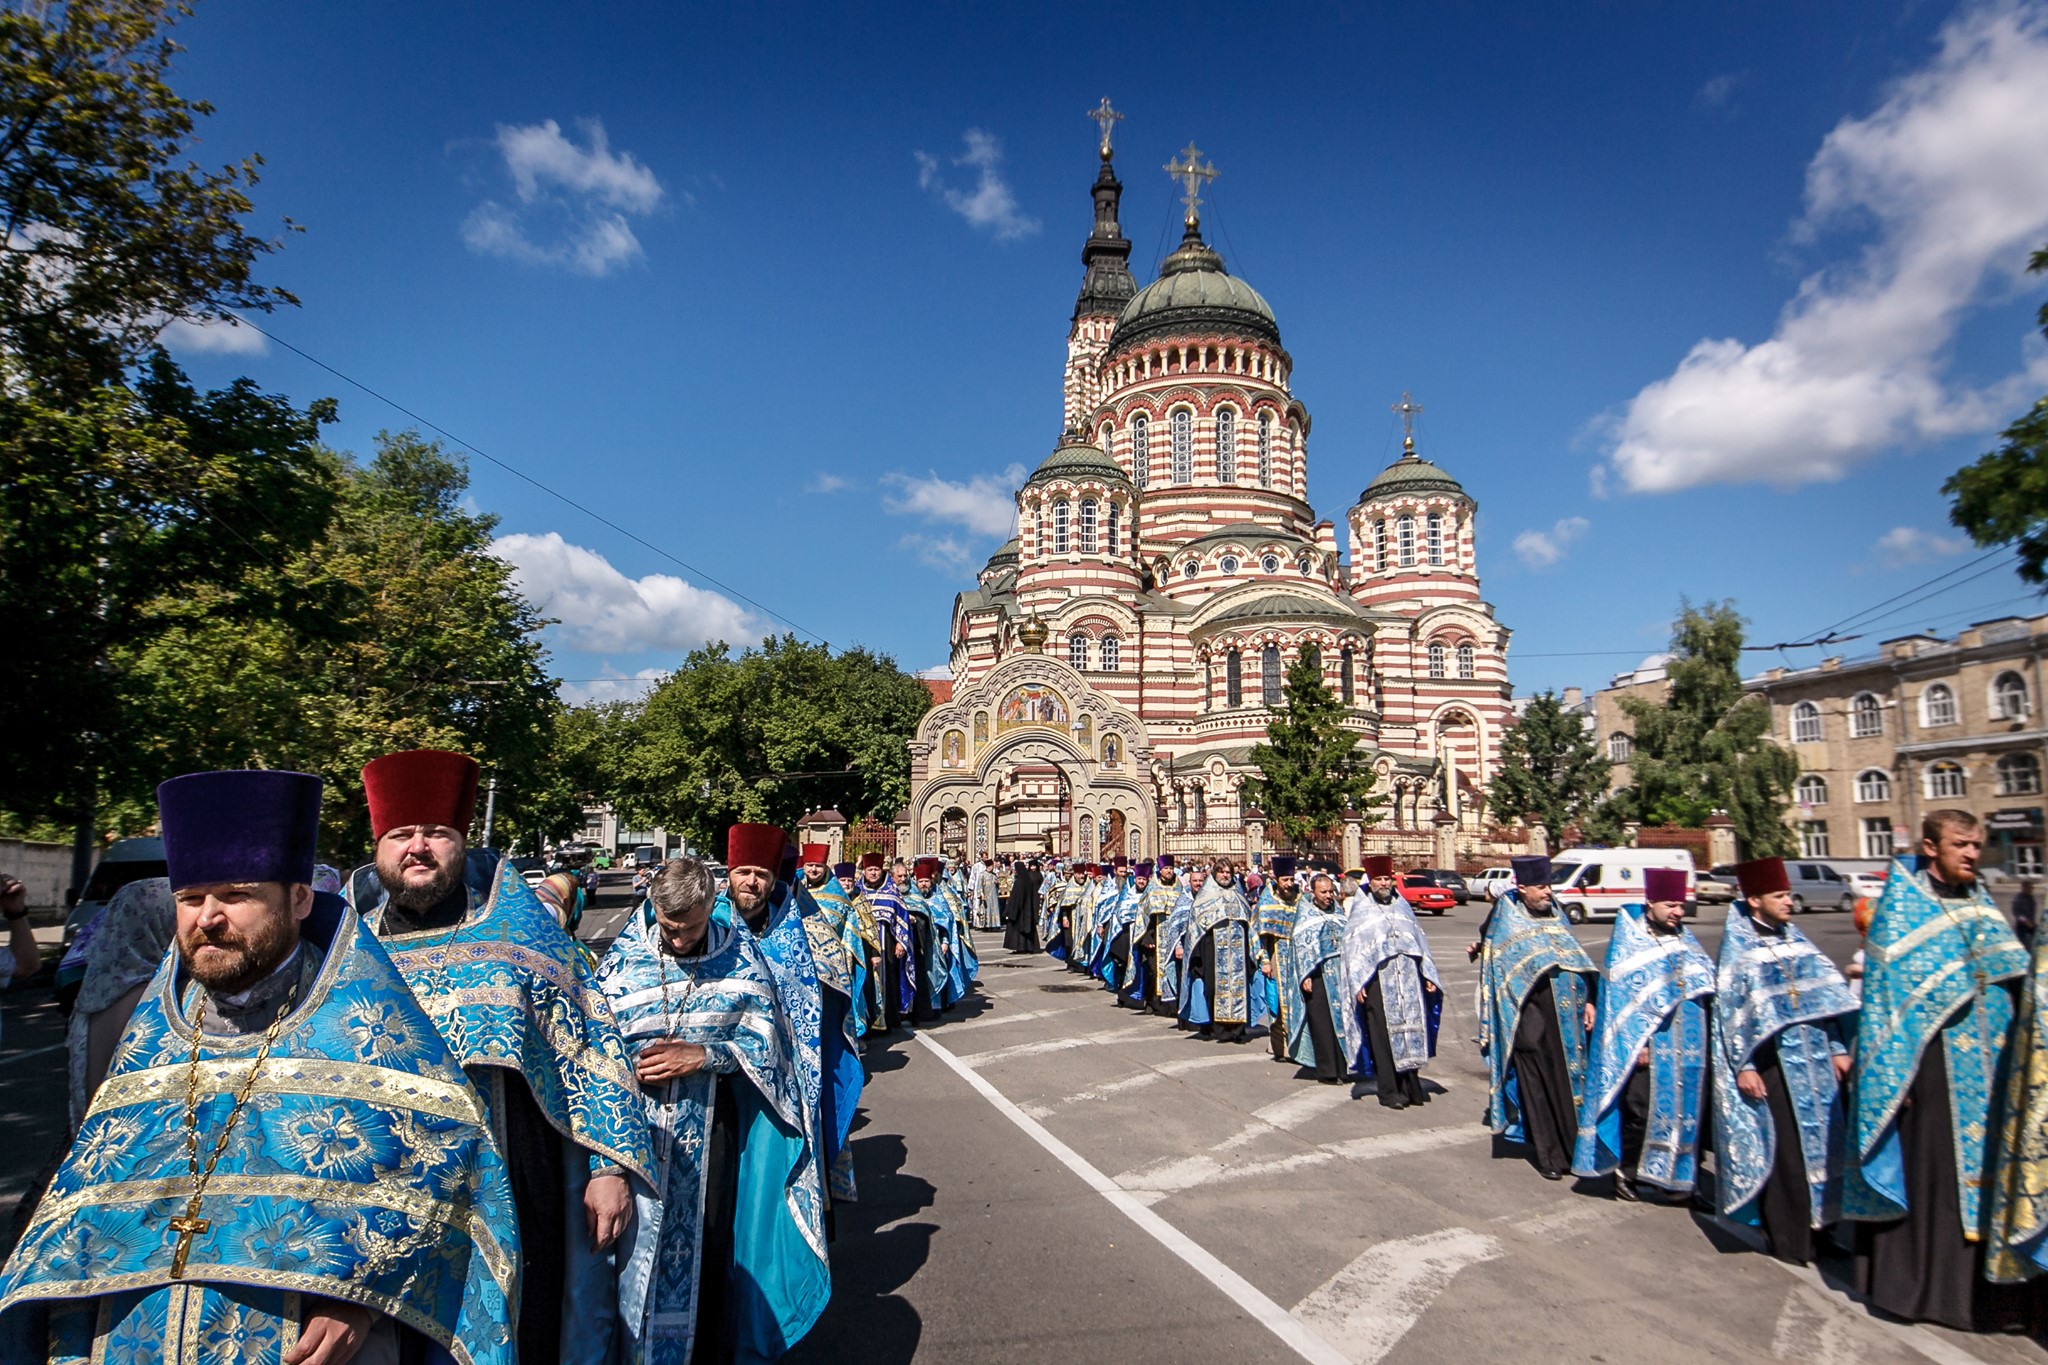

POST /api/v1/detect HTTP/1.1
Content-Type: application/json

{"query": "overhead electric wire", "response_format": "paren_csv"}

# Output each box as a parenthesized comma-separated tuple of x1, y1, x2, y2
(232, 316, 832, 647)
(1805, 544, 2017, 640)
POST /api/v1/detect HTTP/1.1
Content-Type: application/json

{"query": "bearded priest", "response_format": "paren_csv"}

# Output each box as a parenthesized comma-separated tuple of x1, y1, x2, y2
(0, 769, 518, 1365)
(347, 749, 652, 1365)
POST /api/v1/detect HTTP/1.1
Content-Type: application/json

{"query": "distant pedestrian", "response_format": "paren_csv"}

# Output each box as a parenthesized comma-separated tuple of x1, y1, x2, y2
(2014, 879, 2038, 947)
(0, 873, 43, 1049)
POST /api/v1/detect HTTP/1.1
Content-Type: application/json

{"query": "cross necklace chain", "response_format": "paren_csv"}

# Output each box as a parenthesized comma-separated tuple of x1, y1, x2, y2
(170, 980, 298, 1279)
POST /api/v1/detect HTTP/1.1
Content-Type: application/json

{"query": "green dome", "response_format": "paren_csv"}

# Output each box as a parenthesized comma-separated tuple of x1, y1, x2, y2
(1361, 448, 1468, 502)
(1025, 434, 1128, 488)
(1108, 223, 1279, 354)
(986, 537, 1020, 566)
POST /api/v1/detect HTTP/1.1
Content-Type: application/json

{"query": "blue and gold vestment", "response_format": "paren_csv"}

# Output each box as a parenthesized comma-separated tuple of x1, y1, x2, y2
(0, 906, 519, 1365)
(1153, 880, 1194, 1004)
(1179, 880, 1268, 1029)
(789, 879, 866, 1205)
(1336, 889, 1441, 1079)
(1988, 930, 2048, 1282)
(1285, 903, 1362, 1071)
(1085, 879, 1139, 986)
(1255, 886, 1304, 1042)
(1478, 893, 1596, 1140)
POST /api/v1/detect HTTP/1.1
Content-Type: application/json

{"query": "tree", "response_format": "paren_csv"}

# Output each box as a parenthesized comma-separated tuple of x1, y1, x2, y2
(1244, 646, 1382, 852)
(1490, 692, 1610, 852)
(1607, 600, 1798, 858)
(1945, 244, 2048, 578)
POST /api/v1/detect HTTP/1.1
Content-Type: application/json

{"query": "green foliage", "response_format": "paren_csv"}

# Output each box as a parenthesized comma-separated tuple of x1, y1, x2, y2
(1490, 692, 1610, 852)
(1944, 245, 2048, 580)
(1244, 646, 1382, 851)
(1605, 600, 1798, 858)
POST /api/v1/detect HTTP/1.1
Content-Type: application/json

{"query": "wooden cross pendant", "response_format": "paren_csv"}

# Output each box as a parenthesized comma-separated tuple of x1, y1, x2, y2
(168, 1207, 209, 1280)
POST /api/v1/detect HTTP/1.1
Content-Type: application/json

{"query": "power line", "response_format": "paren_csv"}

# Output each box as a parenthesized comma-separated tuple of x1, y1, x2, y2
(1807, 544, 2015, 640)
(233, 316, 832, 647)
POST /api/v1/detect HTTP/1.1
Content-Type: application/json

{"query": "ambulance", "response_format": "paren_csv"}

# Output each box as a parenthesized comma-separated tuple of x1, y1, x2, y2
(1545, 848, 1697, 923)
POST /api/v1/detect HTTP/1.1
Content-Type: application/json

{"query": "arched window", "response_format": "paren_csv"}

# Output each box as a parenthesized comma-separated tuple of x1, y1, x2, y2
(1257, 411, 1273, 487)
(1397, 515, 1416, 567)
(1131, 414, 1150, 489)
(1079, 815, 1094, 859)
(1856, 769, 1892, 803)
(1193, 787, 1208, 830)
(1427, 642, 1446, 678)
(1215, 408, 1236, 482)
(1791, 701, 1822, 744)
(1105, 502, 1119, 557)
(1998, 751, 2042, 796)
(1219, 554, 1240, 575)
(1261, 644, 1283, 705)
(1078, 498, 1098, 554)
(1796, 775, 1829, 806)
(1182, 558, 1199, 579)
(1456, 642, 1475, 680)
(1170, 409, 1193, 484)
(1374, 519, 1388, 571)
(1851, 692, 1883, 738)
(1101, 635, 1121, 672)
(1226, 649, 1243, 708)
(1298, 552, 1313, 575)
(1340, 645, 1355, 703)
(1993, 671, 2030, 721)
(1426, 512, 1443, 566)
(1926, 760, 1967, 799)
(1609, 732, 1632, 763)
(1052, 500, 1070, 554)
(1923, 683, 1957, 727)
(1069, 633, 1088, 670)
(1260, 553, 1280, 574)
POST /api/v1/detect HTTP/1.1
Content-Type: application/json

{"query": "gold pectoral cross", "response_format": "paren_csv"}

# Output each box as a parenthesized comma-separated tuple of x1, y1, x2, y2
(168, 1200, 209, 1279)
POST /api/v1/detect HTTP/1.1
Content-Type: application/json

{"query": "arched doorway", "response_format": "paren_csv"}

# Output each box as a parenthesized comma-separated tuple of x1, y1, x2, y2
(940, 806, 969, 862)
(1103, 809, 1128, 860)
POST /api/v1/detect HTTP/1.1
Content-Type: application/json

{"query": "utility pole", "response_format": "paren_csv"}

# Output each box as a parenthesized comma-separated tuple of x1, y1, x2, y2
(481, 777, 498, 849)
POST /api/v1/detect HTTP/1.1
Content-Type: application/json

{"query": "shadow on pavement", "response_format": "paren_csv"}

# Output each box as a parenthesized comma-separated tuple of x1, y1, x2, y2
(787, 1131, 932, 1365)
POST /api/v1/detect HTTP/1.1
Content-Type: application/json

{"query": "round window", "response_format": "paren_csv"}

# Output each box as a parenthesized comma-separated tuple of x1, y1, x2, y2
(1219, 555, 1240, 575)
(1260, 553, 1281, 574)
(1298, 554, 1313, 574)
(1182, 559, 1199, 579)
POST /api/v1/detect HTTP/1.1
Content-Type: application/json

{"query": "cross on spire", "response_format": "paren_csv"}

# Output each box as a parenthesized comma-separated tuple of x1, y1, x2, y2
(1088, 98, 1124, 159)
(1164, 143, 1218, 227)
(1392, 391, 1424, 453)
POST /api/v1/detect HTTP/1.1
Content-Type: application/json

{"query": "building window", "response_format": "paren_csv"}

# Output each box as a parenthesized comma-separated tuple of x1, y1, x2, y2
(1261, 644, 1283, 706)
(1052, 500, 1070, 554)
(1992, 671, 2030, 721)
(1374, 519, 1388, 571)
(1101, 635, 1121, 672)
(1079, 815, 1094, 859)
(1850, 692, 1883, 738)
(1798, 821, 1830, 858)
(1456, 642, 1475, 680)
(1298, 553, 1313, 575)
(1105, 502, 1119, 557)
(1426, 512, 1443, 566)
(1861, 818, 1896, 859)
(1078, 498, 1098, 554)
(1193, 787, 1208, 830)
(1069, 633, 1088, 670)
(1856, 769, 1892, 803)
(1218, 554, 1240, 575)
(1340, 646, 1355, 703)
(1226, 649, 1242, 708)
(1182, 558, 1198, 579)
(1609, 732, 1632, 763)
(1997, 751, 2041, 796)
(1397, 515, 1416, 567)
(1796, 775, 1829, 807)
(1257, 411, 1273, 487)
(1260, 553, 1280, 574)
(1926, 760, 1967, 799)
(1791, 701, 1822, 744)
(2015, 844, 2045, 877)
(1427, 642, 1446, 678)
(1171, 409, 1193, 484)
(1131, 414, 1149, 489)
(1923, 683, 1958, 727)
(1215, 408, 1236, 482)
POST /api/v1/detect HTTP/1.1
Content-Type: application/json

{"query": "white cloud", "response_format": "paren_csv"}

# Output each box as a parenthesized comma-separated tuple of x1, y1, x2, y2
(898, 532, 976, 571)
(1873, 524, 1971, 567)
(882, 464, 1023, 539)
(156, 312, 267, 356)
(1513, 516, 1590, 569)
(1696, 71, 1746, 109)
(915, 130, 1040, 241)
(461, 118, 664, 277)
(561, 667, 668, 706)
(807, 471, 850, 494)
(1603, 3, 2048, 494)
(492, 531, 758, 652)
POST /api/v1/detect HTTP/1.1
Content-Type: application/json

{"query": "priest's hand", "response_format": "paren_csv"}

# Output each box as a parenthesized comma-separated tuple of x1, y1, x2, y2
(1172, 947, 1184, 961)
(586, 1173, 634, 1250)
(1831, 1053, 1852, 1083)
(1301, 975, 1314, 996)
(1736, 1067, 1767, 1102)
(1260, 961, 1274, 978)
(1464, 941, 1481, 962)
(636, 1041, 710, 1086)
(1582, 1002, 1597, 1033)
(894, 942, 907, 959)
(288, 1301, 376, 1365)
(1423, 980, 1439, 996)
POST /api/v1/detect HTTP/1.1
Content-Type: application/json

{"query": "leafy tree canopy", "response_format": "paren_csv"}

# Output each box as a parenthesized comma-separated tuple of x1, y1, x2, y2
(1244, 646, 1382, 852)
(1945, 244, 2048, 579)
(1490, 691, 1610, 852)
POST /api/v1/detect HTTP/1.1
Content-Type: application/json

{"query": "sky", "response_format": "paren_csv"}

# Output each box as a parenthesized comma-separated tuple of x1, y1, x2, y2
(155, 0, 2048, 702)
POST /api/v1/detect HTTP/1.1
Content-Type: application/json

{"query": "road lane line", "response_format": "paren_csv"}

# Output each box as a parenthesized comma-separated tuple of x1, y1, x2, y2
(953, 1022, 1169, 1067)
(936, 1007, 1070, 1033)
(1289, 1228, 1504, 1364)
(1117, 1124, 1484, 1201)
(1214, 1086, 1358, 1151)
(913, 1029, 1351, 1365)
(1018, 1053, 1266, 1117)
(1501, 1200, 1616, 1239)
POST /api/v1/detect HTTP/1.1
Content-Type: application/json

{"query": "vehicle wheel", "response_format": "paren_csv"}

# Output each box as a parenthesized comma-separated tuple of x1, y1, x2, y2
(1436, 907, 1447, 916)
(1566, 902, 1587, 925)
(1839, 893, 1854, 913)
(1791, 894, 1806, 914)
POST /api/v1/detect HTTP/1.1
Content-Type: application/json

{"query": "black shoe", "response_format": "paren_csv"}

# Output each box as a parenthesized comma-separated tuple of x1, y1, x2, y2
(1538, 1168, 1566, 1181)
(1380, 1095, 1411, 1110)
(1613, 1177, 1639, 1202)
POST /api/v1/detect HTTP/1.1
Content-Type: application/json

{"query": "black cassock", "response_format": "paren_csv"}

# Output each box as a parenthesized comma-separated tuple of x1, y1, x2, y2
(1301, 964, 1345, 1084)
(1003, 868, 1041, 953)
(1186, 920, 1252, 1044)
(1509, 973, 1578, 1178)
(1356, 972, 1426, 1103)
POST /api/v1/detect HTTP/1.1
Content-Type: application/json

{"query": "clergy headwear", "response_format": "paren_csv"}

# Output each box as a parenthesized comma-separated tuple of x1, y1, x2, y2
(1271, 855, 1297, 878)
(1135, 859, 1155, 877)
(361, 749, 479, 840)
(832, 861, 855, 879)
(726, 823, 786, 875)
(1735, 857, 1790, 898)
(1156, 854, 1176, 869)
(858, 852, 885, 871)
(1510, 854, 1552, 887)
(913, 857, 941, 879)
(1642, 867, 1688, 904)
(1361, 854, 1395, 879)
(157, 769, 322, 892)
(1112, 855, 1129, 869)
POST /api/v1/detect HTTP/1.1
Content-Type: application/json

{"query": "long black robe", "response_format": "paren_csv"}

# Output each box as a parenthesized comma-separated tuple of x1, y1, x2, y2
(1003, 867, 1041, 953)
(1359, 973, 1427, 1104)
(907, 912, 940, 1023)
(1510, 973, 1578, 1178)
(1753, 1040, 1819, 1264)
(1187, 921, 1251, 1044)
(1303, 965, 1345, 1083)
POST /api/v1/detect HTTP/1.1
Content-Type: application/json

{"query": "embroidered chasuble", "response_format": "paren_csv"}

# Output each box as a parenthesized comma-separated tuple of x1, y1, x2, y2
(1335, 890, 1441, 1078)
(853, 879, 914, 1022)
(1571, 905, 1715, 1192)
(0, 905, 520, 1365)
(1143, 881, 1191, 1006)
(1478, 893, 1597, 1141)
(1179, 881, 1267, 1031)
(1087, 880, 1139, 985)
(1159, 885, 1196, 1005)
(790, 880, 867, 1205)
(1988, 930, 2048, 1282)
(1256, 887, 1304, 1043)
(599, 907, 830, 1365)
(1285, 904, 1362, 1072)
(1039, 879, 1082, 958)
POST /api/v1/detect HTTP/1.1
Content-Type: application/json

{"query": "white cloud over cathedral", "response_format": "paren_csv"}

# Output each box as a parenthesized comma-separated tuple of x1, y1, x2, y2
(882, 464, 1026, 539)
(461, 118, 665, 277)
(914, 130, 1040, 241)
(492, 531, 758, 654)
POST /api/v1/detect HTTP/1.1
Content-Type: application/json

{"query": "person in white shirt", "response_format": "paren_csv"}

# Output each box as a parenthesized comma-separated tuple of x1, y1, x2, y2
(0, 874, 45, 1046)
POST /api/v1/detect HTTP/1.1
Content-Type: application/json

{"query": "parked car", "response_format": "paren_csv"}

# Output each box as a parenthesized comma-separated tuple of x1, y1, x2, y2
(1849, 868, 1889, 901)
(60, 837, 170, 949)
(1401, 874, 1456, 915)
(1697, 865, 1740, 904)
(1785, 861, 1856, 913)
(1408, 868, 1472, 904)
(1471, 867, 1516, 900)
(1546, 848, 1697, 924)
(507, 855, 547, 887)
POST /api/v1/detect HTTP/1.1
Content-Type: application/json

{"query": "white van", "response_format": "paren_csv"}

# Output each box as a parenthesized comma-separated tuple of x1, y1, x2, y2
(1546, 848, 1697, 924)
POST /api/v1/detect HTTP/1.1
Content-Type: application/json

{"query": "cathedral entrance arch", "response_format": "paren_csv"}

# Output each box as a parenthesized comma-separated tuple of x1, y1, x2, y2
(940, 806, 969, 861)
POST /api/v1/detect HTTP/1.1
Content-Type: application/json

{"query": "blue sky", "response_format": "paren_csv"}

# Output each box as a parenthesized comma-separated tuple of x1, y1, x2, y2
(158, 1, 2048, 701)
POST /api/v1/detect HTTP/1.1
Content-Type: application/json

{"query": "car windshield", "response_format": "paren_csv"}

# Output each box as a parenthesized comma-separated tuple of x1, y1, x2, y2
(1548, 863, 1580, 887)
(81, 858, 170, 903)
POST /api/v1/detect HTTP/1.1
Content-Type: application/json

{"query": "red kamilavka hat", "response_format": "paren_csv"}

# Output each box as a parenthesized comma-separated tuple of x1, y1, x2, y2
(1642, 867, 1689, 904)
(1736, 857, 1791, 898)
(362, 749, 480, 840)
(727, 824, 786, 874)
(913, 856, 941, 879)
(800, 843, 831, 866)
(1361, 854, 1395, 879)
(858, 852, 885, 871)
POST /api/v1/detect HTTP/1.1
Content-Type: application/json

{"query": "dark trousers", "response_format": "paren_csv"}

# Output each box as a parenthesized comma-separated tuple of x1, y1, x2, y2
(1361, 973, 1427, 1105)
(1509, 976, 1577, 1176)
(1613, 1063, 1650, 1192)
(1302, 966, 1345, 1082)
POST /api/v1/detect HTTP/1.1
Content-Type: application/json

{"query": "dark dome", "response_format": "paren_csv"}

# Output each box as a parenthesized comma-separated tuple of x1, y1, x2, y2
(1361, 449, 1468, 502)
(1026, 433, 1128, 488)
(1108, 223, 1279, 355)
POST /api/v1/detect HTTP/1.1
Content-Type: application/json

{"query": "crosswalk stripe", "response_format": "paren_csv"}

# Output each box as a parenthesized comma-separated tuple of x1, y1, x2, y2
(1289, 1228, 1504, 1365)
(1117, 1123, 1484, 1201)
(1019, 1052, 1266, 1118)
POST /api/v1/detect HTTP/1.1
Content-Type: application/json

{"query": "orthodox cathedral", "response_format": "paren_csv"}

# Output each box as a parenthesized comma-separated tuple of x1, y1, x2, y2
(905, 109, 1517, 868)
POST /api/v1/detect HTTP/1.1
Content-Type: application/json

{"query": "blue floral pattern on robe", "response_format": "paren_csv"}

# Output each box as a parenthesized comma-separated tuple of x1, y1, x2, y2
(1285, 905, 1363, 1072)
(1479, 893, 1597, 1139)
(1989, 931, 2048, 1281)
(1338, 890, 1441, 1078)
(1256, 887, 1306, 1045)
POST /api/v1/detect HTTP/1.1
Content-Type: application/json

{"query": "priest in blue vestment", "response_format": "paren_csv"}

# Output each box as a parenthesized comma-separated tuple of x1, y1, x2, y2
(1254, 857, 1308, 1063)
(849, 854, 910, 1033)
(792, 845, 867, 1207)
(1179, 860, 1270, 1044)
(1572, 868, 1714, 1201)
(1846, 810, 2033, 1331)
(1283, 868, 1361, 1085)
(1, 769, 520, 1365)
(1476, 854, 1597, 1180)
(349, 750, 653, 1365)
(1101, 859, 1150, 1006)
(1067, 863, 1105, 975)
(1339, 856, 1442, 1104)
(1086, 856, 1137, 987)
(1988, 892, 2048, 1287)
(1709, 856, 1857, 1264)
(900, 857, 960, 1021)
(1126, 857, 1188, 1014)
(1039, 864, 1085, 963)
(600, 856, 829, 1365)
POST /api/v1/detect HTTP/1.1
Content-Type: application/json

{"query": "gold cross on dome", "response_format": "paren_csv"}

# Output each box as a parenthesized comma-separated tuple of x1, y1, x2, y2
(1392, 392, 1424, 451)
(1089, 98, 1124, 157)
(1164, 143, 1218, 226)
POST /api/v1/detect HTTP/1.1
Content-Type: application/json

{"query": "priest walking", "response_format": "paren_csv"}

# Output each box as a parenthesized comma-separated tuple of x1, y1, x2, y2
(1283, 868, 1359, 1085)
(1341, 856, 1442, 1106)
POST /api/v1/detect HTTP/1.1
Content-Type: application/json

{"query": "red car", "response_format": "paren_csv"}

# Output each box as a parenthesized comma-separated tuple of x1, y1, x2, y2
(1402, 874, 1456, 915)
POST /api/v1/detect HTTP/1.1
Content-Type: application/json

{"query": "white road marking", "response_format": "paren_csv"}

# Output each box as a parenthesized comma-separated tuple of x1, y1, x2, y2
(1501, 1200, 1615, 1239)
(1214, 1086, 1359, 1153)
(1772, 1284, 1866, 1365)
(955, 1022, 1171, 1068)
(913, 1029, 1352, 1365)
(936, 1007, 1070, 1033)
(1289, 1227, 1504, 1365)
(1019, 1053, 1265, 1118)
(1118, 1123, 1485, 1201)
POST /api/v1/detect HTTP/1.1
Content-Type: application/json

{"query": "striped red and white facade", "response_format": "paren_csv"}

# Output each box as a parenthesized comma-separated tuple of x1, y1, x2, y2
(909, 140, 1514, 864)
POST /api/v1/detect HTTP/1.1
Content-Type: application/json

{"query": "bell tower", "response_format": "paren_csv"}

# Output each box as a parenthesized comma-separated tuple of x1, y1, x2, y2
(1065, 99, 1135, 433)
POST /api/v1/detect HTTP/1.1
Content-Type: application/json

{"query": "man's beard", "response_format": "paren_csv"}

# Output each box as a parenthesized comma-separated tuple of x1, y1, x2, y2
(730, 883, 772, 918)
(378, 852, 463, 913)
(180, 909, 296, 992)
(1276, 885, 1298, 903)
(804, 869, 830, 888)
